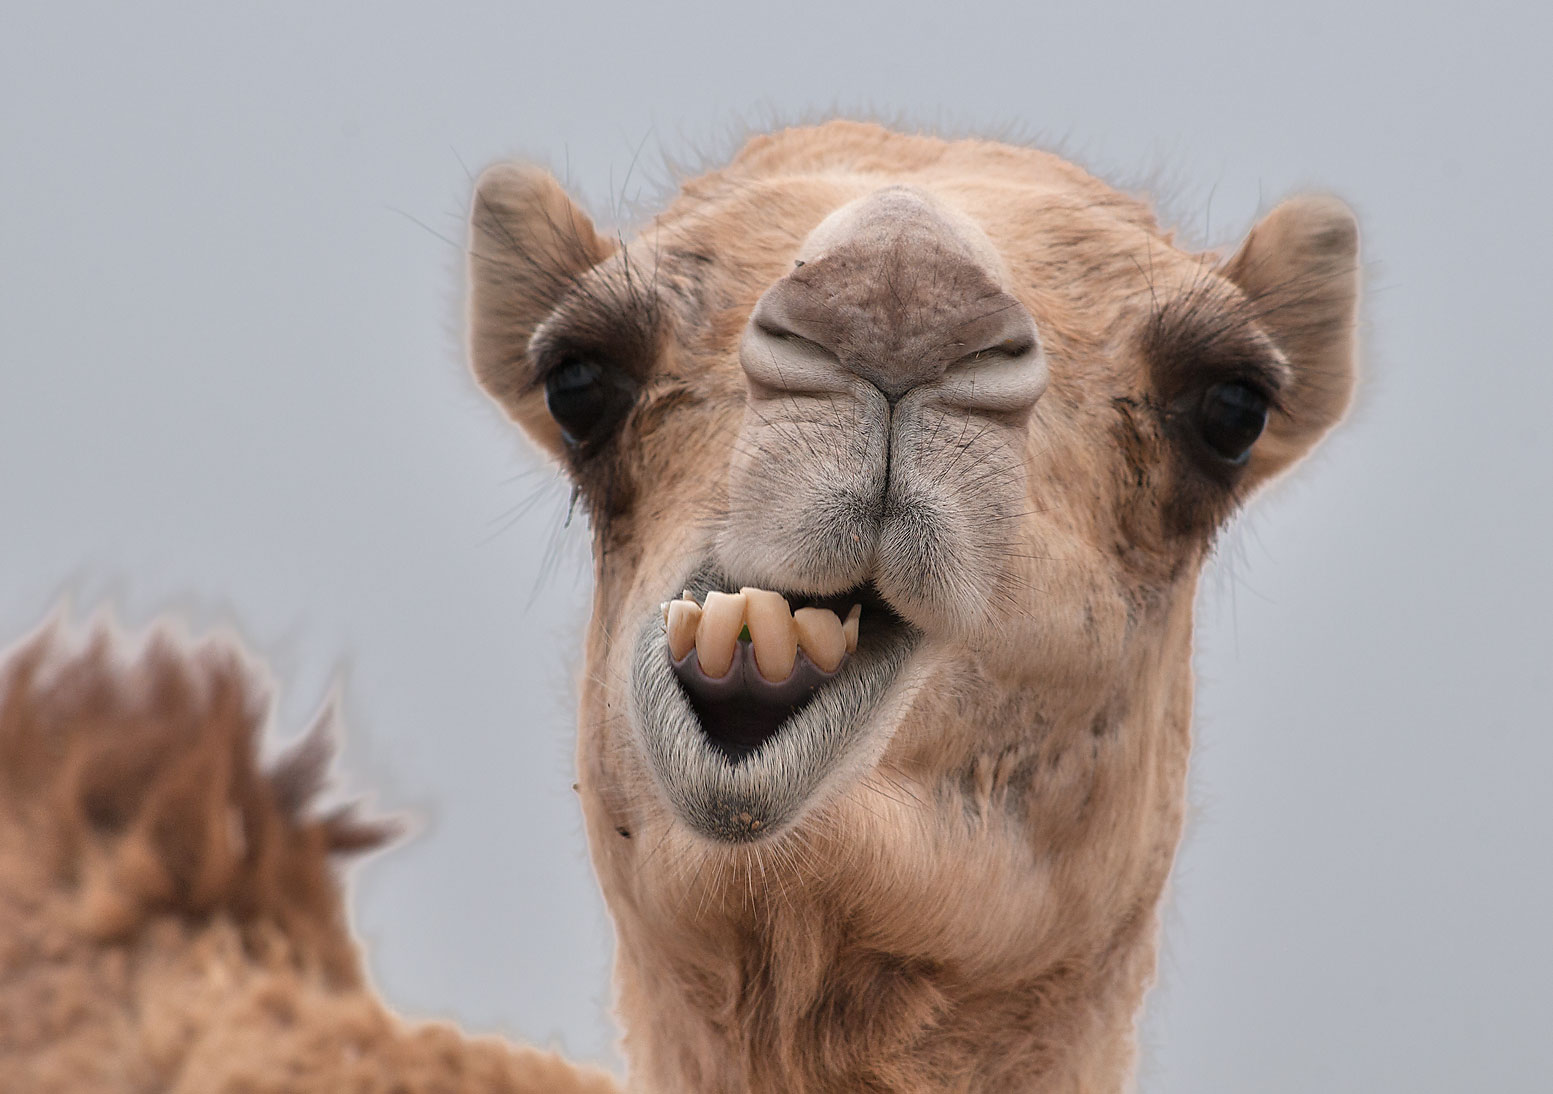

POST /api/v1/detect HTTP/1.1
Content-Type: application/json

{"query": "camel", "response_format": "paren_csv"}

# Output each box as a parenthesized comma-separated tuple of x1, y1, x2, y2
(0, 120, 1358, 1092)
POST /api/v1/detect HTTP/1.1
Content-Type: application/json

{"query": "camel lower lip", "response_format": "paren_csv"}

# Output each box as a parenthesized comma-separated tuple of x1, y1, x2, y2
(630, 572, 919, 843)
(672, 643, 842, 763)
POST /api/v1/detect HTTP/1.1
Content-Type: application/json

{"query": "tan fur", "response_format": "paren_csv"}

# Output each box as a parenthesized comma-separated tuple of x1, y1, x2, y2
(467, 121, 1359, 1092)
(0, 620, 618, 1093)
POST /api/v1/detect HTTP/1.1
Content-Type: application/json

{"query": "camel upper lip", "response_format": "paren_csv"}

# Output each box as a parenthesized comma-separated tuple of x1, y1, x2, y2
(630, 564, 920, 842)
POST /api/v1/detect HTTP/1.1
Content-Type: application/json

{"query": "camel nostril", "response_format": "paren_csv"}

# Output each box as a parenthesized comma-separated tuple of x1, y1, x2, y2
(955, 333, 1037, 366)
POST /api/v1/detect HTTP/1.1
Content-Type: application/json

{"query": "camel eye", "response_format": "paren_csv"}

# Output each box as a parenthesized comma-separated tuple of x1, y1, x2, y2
(543, 358, 636, 449)
(1198, 381, 1268, 465)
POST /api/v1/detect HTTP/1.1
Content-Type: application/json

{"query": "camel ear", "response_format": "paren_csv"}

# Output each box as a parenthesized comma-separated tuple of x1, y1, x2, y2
(467, 164, 616, 460)
(1221, 194, 1360, 484)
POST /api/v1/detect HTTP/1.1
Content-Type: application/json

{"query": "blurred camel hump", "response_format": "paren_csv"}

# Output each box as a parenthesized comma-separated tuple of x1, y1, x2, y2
(0, 615, 618, 1094)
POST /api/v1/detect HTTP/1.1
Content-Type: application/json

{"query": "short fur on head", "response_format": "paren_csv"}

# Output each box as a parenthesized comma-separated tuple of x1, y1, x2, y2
(467, 121, 1358, 1092)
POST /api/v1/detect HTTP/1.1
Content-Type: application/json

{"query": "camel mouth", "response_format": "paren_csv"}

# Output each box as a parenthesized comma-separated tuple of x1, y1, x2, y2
(630, 566, 920, 843)
(667, 582, 903, 763)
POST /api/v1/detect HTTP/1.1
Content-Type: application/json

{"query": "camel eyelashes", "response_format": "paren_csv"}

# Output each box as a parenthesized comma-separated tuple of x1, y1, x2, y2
(542, 357, 638, 451)
(1196, 381, 1269, 465)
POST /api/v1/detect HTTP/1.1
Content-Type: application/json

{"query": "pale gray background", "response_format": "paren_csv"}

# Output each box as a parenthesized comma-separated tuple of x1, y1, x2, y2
(3, 2, 1549, 1090)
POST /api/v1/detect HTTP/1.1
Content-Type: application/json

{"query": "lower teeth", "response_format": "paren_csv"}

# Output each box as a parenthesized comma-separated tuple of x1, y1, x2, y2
(662, 588, 858, 684)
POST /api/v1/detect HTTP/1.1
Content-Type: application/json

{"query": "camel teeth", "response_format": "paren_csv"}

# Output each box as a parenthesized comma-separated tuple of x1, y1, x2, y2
(666, 599, 702, 661)
(793, 607, 845, 672)
(741, 587, 797, 682)
(842, 603, 861, 653)
(696, 591, 746, 678)
(671, 586, 862, 677)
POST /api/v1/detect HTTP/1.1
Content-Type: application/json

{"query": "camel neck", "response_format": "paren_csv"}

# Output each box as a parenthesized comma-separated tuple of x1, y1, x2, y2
(613, 889, 1163, 1093)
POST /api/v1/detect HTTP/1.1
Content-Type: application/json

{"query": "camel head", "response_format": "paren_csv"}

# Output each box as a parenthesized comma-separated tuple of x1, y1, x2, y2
(467, 121, 1358, 1090)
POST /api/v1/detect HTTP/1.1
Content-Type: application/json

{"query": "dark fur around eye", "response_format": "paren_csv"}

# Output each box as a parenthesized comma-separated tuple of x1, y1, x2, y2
(544, 358, 638, 450)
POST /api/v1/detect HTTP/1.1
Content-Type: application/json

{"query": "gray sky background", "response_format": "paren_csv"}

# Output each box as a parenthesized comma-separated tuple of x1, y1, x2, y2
(3, 2, 1549, 1090)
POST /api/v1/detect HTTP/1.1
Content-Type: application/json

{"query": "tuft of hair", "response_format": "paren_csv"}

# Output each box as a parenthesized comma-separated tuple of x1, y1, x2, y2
(0, 612, 623, 1093)
(0, 613, 394, 986)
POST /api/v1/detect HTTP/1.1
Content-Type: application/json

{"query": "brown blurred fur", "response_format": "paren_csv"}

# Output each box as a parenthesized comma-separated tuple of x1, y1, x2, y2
(0, 618, 618, 1093)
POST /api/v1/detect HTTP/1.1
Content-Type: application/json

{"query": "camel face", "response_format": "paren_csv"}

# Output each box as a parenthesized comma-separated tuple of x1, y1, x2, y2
(468, 122, 1357, 982)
